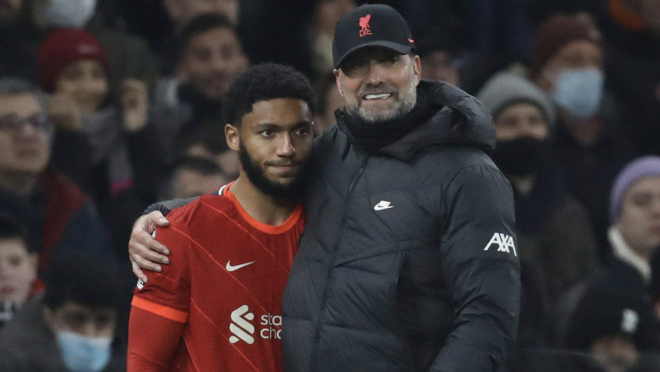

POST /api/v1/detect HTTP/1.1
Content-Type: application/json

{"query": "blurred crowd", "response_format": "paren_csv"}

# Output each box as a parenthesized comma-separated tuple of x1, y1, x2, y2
(0, 0, 659, 371)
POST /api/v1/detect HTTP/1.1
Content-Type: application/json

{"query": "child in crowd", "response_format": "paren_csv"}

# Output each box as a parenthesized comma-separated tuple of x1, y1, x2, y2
(0, 214, 41, 329)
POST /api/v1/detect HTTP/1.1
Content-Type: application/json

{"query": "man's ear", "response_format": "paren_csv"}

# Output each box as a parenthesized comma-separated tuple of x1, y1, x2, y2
(334, 69, 344, 96)
(225, 124, 240, 151)
(412, 55, 422, 86)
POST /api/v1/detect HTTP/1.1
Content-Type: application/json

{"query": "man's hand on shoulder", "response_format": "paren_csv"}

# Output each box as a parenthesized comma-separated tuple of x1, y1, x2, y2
(129, 211, 172, 283)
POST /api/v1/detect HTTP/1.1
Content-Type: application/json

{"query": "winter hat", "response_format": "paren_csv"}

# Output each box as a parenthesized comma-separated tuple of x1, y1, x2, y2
(477, 72, 555, 127)
(610, 156, 660, 224)
(37, 28, 109, 92)
(531, 14, 602, 78)
(566, 290, 659, 351)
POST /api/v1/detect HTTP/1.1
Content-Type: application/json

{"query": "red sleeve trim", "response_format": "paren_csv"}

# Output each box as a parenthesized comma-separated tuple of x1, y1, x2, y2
(131, 296, 189, 323)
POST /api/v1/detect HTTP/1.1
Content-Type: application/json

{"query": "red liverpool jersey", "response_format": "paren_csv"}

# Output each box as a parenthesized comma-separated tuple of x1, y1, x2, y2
(131, 183, 304, 372)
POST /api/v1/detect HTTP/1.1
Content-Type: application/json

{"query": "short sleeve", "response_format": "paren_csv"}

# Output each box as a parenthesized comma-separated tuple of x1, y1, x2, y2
(132, 225, 191, 323)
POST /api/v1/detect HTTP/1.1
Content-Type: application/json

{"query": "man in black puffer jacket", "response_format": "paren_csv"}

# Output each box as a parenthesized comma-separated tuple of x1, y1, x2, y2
(128, 5, 520, 372)
(281, 6, 519, 372)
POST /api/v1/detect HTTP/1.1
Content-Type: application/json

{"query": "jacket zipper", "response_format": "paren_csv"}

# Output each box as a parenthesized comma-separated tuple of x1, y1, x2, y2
(309, 156, 368, 371)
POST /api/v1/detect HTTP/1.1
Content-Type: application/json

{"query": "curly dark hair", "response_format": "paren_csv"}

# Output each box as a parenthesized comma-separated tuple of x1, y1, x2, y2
(223, 63, 316, 127)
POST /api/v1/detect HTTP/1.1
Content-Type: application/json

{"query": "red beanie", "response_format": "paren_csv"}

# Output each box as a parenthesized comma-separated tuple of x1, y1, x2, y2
(37, 29, 110, 92)
(530, 14, 602, 78)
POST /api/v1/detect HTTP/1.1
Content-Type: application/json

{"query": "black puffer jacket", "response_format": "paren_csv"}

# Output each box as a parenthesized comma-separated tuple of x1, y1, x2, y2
(281, 81, 520, 372)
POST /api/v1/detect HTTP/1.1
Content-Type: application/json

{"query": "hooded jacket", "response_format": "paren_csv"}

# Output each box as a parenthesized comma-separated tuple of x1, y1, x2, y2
(281, 80, 520, 372)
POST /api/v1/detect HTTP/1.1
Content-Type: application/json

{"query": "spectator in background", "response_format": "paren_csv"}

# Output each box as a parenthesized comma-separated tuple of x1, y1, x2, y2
(600, 0, 660, 156)
(607, 157, 660, 296)
(37, 29, 165, 255)
(155, 0, 239, 74)
(417, 41, 461, 87)
(169, 156, 229, 199)
(21, 0, 158, 96)
(531, 14, 636, 260)
(0, 251, 126, 372)
(0, 0, 36, 81)
(309, 0, 355, 78)
(153, 14, 247, 167)
(164, 0, 238, 27)
(313, 73, 343, 136)
(551, 156, 660, 350)
(479, 72, 598, 346)
(0, 78, 113, 273)
(0, 0, 22, 25)
(0, 214, 40, 330)
(565, 292, 659, 372)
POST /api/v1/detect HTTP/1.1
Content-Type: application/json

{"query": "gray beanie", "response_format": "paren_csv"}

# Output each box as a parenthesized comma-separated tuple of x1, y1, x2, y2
(477, 72, 555, 127)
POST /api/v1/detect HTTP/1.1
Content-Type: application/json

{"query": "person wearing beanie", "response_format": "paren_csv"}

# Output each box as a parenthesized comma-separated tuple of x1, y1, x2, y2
(38, 29, 166, 256)
(565, 288, 660, 372)
(531, 14, 636, 259)
(478, 73, 598, 346)
(0, 213, 41, 330)
(549, 156, 660, 367)
(0, 251, 127, 372)
(608, 156, 660, 285)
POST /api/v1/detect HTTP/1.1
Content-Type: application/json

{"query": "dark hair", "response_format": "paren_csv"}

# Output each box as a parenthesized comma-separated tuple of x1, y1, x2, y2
(223, 63, 316, 127)
(0, 213, 29, 246)
(180, 14, 237, 56)
(43, 251, 118, 311)
(175, 156, 222, 176)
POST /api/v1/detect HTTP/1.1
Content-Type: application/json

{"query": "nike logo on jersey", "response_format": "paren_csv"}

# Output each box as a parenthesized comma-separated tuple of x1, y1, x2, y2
(226, 261, 256, 272)
(374, 200, 394, 211)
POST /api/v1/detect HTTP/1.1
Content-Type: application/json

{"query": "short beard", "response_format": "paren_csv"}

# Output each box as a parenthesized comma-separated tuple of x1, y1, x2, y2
(344, 71, 418, 124)
(238, 142, 307, 200)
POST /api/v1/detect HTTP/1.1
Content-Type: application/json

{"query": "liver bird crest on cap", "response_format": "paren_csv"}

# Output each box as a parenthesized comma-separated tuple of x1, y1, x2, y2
(359, 14, 372, 37)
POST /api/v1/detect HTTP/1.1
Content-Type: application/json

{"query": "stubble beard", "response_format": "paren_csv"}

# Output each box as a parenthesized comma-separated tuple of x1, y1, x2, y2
(238, 142, 307, 200)
(343, 71, 418, 124)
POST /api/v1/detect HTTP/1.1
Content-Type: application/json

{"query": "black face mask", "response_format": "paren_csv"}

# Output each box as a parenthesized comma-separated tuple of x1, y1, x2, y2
(491, 137, 549, 177)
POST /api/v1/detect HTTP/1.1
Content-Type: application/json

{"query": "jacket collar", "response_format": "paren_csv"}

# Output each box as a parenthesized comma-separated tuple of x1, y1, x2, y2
(336, 80, 496, 162)
(608, 226, 652, 283)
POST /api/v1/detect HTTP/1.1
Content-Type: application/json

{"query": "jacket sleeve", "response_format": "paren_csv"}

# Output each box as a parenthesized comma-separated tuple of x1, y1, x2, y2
(143, 197, 199, 217)
(429, 165, 520, 372)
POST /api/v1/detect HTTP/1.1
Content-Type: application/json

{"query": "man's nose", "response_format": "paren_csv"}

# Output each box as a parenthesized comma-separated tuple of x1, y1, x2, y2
(276, 134, 295, 157)
(365, 62, 387, 85)
(17, 122, 40, 138)
(210, 54, 229, 71)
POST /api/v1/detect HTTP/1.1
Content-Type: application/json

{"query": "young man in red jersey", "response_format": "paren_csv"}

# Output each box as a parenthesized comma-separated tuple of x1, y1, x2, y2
(127, 63, 315, 372)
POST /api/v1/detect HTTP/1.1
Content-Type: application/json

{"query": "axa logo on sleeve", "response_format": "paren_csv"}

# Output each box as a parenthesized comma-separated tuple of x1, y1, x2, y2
(483, 233, 517, 256)
(229, 305, 282, 344)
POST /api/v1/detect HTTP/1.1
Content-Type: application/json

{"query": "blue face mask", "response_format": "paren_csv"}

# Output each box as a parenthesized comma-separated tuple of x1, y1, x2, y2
(56, 331, 112, 372)
(553, 67, 604, 118)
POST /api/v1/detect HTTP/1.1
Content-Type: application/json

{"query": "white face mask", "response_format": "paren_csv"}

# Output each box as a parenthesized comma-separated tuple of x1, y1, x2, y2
(42, 0, 97, 28)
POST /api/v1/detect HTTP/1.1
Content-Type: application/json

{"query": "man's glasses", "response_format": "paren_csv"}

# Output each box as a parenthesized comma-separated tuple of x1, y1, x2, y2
(0, 113, 52, 133)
